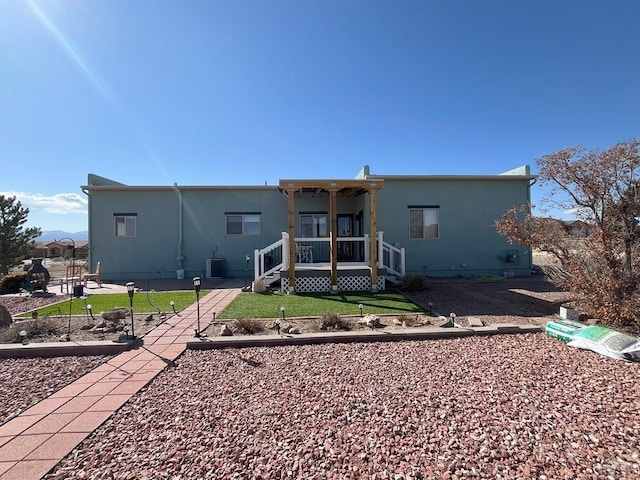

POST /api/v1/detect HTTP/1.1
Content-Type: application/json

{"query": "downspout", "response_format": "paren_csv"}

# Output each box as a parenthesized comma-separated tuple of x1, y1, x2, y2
(81, 187, 92, 269)
(527, 177, 537, 271)
(174, 183, 185, 279)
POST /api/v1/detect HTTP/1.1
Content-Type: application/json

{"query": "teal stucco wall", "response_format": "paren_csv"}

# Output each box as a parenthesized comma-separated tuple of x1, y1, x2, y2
(88, 186, 288, 281)
(86, 172, 532, 281)
(374, 177, 532, 277)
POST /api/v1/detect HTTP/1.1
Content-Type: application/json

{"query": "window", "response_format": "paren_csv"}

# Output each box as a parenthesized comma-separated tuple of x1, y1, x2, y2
(409, 206, 439, 239)
(300, 213, 328, 238)
(226, 213, 261, 235)
(114, 214, 137, 237)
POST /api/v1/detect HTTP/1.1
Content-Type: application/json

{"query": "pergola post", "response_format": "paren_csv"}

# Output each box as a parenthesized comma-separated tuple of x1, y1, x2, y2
(329, 189, 338, 292)
(286, 188, 296, 293)
(369, 189, 378, 292)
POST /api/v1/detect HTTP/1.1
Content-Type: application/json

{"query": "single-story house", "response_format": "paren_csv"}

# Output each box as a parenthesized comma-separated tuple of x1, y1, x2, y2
(31, 240, 89, 260)
(81, 165, 535, 293)
(561, 219, 593, 238)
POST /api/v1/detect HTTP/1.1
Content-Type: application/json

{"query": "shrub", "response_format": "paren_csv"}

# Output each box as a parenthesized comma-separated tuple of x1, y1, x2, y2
(320, 313, 351, 331)
(235, 318, 264, 334)
(0, 273, 28, 294)
(401, 274, 429, 293)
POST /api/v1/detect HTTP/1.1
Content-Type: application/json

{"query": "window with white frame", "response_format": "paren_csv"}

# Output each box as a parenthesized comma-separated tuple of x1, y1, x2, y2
(114, 213, 137, 237)
(226, 213, 261, 235)
(409, 206, 439, 239)
(300, 212, 328, 238)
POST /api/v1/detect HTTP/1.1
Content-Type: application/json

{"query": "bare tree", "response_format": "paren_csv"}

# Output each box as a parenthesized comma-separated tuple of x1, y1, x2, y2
(496, 139, 640, 332)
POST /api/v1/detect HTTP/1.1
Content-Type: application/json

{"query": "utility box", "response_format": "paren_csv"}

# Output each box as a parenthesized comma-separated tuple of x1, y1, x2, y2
(206, 258, 225, 278)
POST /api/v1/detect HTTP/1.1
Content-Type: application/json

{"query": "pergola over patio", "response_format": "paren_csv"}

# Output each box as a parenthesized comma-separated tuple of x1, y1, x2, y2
(278, 178, 384, 292)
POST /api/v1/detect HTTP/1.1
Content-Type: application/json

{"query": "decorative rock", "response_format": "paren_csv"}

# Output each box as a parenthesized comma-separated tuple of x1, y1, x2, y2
(288, 327, 301, 334)
(145, 314, 154, 322)
(0, 305, 13, 329)
(358, 314, 380, 328)
(467, 317, 485, 327)
(252, 279, 267, 293)
(437, 316, 453, 328)
(90, 326, 115, 334)
(101, 308, 128, 322)
(393, 318, 403, 326)
(59, 333, 70, 342)
(559, 306, 580, 321)
(219, 324, 233, 336)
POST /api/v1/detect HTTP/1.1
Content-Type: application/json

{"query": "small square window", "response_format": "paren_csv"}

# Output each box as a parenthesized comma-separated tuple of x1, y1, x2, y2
(409, 207, 439, 239)
(115, 214, 136, 237)
(226, 214, 261, 235)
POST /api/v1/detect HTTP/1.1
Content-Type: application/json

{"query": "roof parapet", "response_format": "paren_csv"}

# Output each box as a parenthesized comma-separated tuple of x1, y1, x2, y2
(500, 165, 531, 176)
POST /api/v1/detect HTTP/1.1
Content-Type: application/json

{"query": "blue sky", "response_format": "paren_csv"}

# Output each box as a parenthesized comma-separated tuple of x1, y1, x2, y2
(1, 0, 638, 233)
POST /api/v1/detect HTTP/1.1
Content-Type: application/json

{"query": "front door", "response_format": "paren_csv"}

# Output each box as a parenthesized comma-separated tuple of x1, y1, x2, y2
(337, 214, 355, 261)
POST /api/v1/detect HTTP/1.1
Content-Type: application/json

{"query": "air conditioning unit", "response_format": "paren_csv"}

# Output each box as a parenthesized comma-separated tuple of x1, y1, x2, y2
(505, 250, 519, 264)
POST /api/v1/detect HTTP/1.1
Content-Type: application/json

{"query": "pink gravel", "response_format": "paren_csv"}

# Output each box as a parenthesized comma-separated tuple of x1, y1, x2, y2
(45, 334, 639, 479)
(0, 355, 113, 425)
(0, 293, 68, 316)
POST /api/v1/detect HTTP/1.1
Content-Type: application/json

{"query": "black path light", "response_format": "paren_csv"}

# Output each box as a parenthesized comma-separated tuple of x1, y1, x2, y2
(279, 306, 286, 321)
(358, 303, 364, 317)
(126, 282, 136, 339)
(65, 277, 84, 340)
(170, 301, 177, 314)
(428, 302, 433, 316)
(81, 294, 90, 323)
(66, 291, 73, 340)
(193, 276, 201, 337)
(245, 255, 250, 289)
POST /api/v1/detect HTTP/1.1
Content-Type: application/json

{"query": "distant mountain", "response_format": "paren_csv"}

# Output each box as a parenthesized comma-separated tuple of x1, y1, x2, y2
(36, 230, 89, 242)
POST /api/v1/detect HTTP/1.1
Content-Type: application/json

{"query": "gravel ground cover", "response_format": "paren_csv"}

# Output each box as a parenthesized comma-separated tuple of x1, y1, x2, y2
(46, 334, 639, 479)
(0, 293, 68, 317)
(409, 277, 571, 326)
(0, 355, 113, 426)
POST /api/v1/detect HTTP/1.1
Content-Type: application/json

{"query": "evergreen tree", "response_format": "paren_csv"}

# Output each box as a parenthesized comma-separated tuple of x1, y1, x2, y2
(0, 195, 41, 274)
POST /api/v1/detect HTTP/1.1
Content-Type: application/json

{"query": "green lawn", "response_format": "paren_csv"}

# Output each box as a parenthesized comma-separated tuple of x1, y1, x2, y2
(218, 290, 425, 319)
(18, 291, 206, 317)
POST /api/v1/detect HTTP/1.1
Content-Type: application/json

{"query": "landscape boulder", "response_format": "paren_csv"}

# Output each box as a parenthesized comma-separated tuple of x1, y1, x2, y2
(219, 324, 233, 336)
(358, 314, 381, 329)
(0, 305, 13, 329)
(102, 308, 128, 322)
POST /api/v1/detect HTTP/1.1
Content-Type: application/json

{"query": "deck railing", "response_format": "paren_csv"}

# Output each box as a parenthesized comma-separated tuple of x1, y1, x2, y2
(254, 231, 405, 281)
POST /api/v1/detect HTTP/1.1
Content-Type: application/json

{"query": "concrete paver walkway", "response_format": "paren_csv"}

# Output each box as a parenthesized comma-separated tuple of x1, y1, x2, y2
(0, 287, 240, 480)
